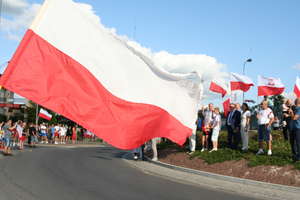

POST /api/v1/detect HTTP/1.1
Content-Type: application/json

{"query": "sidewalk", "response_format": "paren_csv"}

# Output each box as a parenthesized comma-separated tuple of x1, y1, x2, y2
(122, 153, 300, 200)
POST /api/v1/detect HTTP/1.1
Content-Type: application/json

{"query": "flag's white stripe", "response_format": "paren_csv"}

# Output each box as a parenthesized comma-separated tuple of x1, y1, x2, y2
(231, 73, 254, 84)
(30, 0, 199, 129)
(257, 75, 284, 88)
(296, 77, 300, 88)
(40, 108, 52, 118)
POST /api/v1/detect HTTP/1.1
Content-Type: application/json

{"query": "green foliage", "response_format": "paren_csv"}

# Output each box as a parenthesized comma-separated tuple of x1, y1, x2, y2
(270, 95, 284, 117)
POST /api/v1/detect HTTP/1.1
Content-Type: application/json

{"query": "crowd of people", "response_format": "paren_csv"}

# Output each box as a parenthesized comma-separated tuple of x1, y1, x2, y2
(195, 98, 300, 162)
(0, 121, 97, 156)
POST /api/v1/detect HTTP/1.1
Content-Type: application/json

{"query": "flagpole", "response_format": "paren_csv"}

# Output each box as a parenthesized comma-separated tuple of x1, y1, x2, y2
(35, 104, 39, 126)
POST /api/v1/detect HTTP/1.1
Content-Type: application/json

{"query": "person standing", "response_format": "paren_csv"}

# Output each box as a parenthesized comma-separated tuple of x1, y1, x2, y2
(241, 103, 251, 151)
(289, 98, 300, 162)
(59, 125, 67, 144)
(40, 123, 48, 144)
(16, 120, 25, 150)
(201, 104, 214, 152)
(72, 126, 77, 144)
(2, 120, 16, 155)
(54, 124, 60, 144)
(236, 103, 242, 113)
(226, 103, 241, 149)
(282, 99, 293, 141)
(66, 126, 72, 144)
(28, 123, 37, 147)
(189, 110, 203, 154)
(210, 107, 221, 152)
(256, 101, 274, 156)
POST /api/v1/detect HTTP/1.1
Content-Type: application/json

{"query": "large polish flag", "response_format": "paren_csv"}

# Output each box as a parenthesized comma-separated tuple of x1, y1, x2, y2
(258, 75, 285, 96)
(39, 108, 52, 121)
(294, 77, 300, 98)
(0, 0, 200, 149)
(230, 73, 254, 92)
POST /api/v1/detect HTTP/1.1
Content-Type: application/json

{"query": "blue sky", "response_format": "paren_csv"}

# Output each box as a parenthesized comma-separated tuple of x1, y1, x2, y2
(1, 0, 300, 106)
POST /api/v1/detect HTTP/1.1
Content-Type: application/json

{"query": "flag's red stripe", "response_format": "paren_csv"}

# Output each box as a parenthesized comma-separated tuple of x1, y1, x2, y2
(39, 113, 51, 121)
(258, 86, 285, 96)
(209, 82, 227, 97)
(230, 82, 253, 92)
(294, 85, 300, 98)
(0, 30, 192, 149)
(223, 98, 230, 117)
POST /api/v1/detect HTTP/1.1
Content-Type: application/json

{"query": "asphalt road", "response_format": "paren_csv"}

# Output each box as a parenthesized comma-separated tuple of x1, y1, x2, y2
(0, 147, 256, 200)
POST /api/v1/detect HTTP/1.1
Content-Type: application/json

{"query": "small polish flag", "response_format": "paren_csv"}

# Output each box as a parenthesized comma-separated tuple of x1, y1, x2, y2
(258, 75, 285, 96)
(230, 73, 254, 92)
(39, 108, 52, 121)
(223, 98, 231, 117)
(209, 81, 227, 98)
(294, 77, 300, 98)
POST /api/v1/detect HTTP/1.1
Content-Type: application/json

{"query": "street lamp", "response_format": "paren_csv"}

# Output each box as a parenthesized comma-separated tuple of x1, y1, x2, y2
(242, 58, 252, 102)
(243, 58, 252, 75)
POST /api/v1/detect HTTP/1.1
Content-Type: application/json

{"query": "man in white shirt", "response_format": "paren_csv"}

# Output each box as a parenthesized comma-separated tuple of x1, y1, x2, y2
(40, 123, 48, 144)
(256, 100, 274, 156)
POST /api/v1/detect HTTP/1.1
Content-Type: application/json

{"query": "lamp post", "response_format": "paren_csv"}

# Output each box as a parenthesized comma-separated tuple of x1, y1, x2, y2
(242, 58, 252, 102)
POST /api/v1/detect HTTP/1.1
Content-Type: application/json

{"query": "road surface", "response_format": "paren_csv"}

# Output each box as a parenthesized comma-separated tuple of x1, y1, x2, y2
(0, 146, 256, 200)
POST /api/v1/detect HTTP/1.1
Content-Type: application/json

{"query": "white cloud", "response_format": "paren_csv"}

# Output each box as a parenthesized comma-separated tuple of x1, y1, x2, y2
(1, 0, 228, 101)
(292, 63, 300, 70)
(2, 0, 29, 15)
(1, 0, 41, 40)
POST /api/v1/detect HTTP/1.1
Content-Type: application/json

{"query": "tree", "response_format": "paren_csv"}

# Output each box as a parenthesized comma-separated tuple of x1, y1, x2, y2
(270, 95, 284, 118)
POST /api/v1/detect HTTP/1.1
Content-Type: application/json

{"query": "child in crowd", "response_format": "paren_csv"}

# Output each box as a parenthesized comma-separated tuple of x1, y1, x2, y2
(210, 107, 221, 152)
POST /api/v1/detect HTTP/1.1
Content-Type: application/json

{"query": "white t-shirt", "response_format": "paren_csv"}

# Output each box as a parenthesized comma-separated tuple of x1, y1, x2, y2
(212, 114, 221, 130)
(257, 108, 274, 125)
(241, 110, 251, 127)
(40, 125, 47, 133)
(203, 110, 214, 126)
(16, 124, 23, 137)
(60, 127, 67, 136)
(54, 126, 60, 132)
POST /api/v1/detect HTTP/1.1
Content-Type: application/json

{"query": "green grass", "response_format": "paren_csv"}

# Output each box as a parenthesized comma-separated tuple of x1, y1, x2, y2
(158, 130, 300, 170)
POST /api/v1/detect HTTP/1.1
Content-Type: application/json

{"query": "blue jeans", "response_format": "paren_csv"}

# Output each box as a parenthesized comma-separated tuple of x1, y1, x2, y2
(3, 137, 12, 147)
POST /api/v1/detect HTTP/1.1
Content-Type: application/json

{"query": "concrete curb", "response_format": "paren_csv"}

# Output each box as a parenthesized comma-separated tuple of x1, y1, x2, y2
(122, 152, 300, 200)
(144, 156, 300, 193)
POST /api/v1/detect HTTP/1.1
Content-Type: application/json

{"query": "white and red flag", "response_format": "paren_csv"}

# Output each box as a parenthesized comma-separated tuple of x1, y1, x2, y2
(230, 73, 254, 92)
(257, 75, 285, 96)
(0, 0, 200, 150)
(209, 81, 227, 98)
(223, 98, 231, 117)
(39, 108, 52, 121)
(294, 77, 300, 98)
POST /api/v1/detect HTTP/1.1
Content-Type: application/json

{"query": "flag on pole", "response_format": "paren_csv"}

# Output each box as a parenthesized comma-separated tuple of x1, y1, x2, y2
(257, 75, 285, 96)
(230, 73, 254, 92)
(0, 0, 200, 150)
(209, 81, 227, 97)
(223, 98, 231, 117)
(294, 77, 300, 98)
(39, 108, 52, 121)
